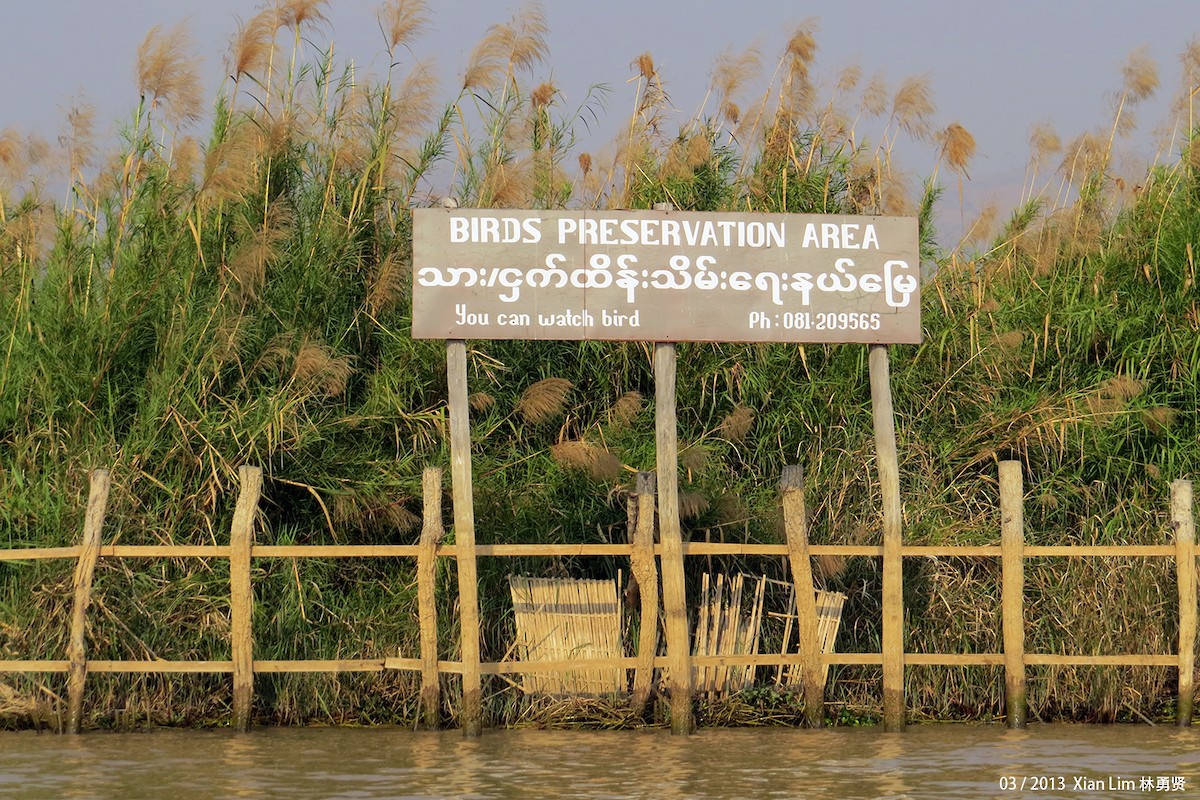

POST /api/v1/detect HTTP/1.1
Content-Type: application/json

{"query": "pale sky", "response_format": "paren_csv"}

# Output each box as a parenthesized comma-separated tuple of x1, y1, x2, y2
(2, 0, 1196, 242)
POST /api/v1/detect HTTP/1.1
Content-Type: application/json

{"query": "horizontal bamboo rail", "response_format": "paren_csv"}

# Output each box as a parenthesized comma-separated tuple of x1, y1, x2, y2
(4, 542, 1190, 562)
(1, 464, 1195, 732)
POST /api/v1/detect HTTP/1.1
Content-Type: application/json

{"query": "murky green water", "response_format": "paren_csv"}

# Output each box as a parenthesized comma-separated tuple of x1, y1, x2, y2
(1, 724, 1197, 799)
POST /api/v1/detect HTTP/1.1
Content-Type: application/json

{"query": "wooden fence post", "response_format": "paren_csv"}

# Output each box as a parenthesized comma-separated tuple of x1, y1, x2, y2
(655, 342, 694, 735)
(1174, 479, 1196, 727)
(230, 465, 261, 733)
(868, 344, 905, 732)
(447, 340, 483, 736)
(418, 467, 443, 730)
(630, 471, 660, 715)
(66, 468, 111, 734)
(780, 465, 824, 727)
(1000, 460, 1026, 729)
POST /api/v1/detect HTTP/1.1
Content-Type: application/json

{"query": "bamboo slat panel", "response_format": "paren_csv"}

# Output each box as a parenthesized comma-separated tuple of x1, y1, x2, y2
(692, 574, 766, 699)
(776, 588, 846, 687)
(508, 575, 625, 696)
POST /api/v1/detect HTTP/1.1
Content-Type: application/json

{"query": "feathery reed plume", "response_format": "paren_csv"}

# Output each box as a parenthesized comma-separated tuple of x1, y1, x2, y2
(718, 405, 754, 442)
(836, 63, 862, 94)
(937, 122, 976, 177)
(1142, 407, 1177, 433)
(277, 0, 331, 32)
(292, 339, 354, 397)
(1058, 130, 1105, 188)
(169, 135, 201, 187)
(469, 392, 496, 412)
(365, 252, 408, 316)
(1083, 375, 1144, 423)
(609, 391, 642, 428)
(1023, 120, 1061, 202)
(860, 72, 889, 118)
(634, 52, 655, 82)
(680, 443, 710, 476)
(60, 103, 96, 189)
(678, 490, 709, 520)
(227, 201, 291, 303)
(1029, 123, 1062, 170)
(551, 440, 620, 482)
(890, 73, 935, 141)
(197, 122, 262, 209)
(378, 0, 429, 54)
(531, 81, 557, 109)
(517, 377, 572, 424)
(959, 202, 998, 250)
(0, 128, 23, 176)
(1120, 44, 1160, 104)
(228, 9, 278, 82)
(137, 22, 204, 126)
(711, 45, 762, 128)
(462, 1, 549, 92)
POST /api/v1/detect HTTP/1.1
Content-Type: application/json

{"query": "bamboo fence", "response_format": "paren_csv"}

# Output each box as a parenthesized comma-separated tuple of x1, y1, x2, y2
(0, 463, 1196, 734)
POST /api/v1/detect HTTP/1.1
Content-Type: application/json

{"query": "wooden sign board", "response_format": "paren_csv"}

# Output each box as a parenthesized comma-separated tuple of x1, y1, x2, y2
(411, 208, 920, 344)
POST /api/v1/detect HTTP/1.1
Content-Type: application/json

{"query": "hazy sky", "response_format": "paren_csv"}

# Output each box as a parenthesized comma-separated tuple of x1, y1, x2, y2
(2, 0, 1197, 236)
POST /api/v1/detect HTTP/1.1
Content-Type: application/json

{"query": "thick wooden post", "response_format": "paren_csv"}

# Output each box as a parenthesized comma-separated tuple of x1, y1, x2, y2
(230, 465, 261, 733)
(418, 467, 443, 730)
(630, 471, 660, 715)
(655, 342, 694, 735)
(1174, 479, 1196, 726)
(66, 468, 111, 734)
(780, 465, 824, 727)
(447, 340, 483, 736)
(869, 344, 904, 732)
(1000, 460, 1026, 729)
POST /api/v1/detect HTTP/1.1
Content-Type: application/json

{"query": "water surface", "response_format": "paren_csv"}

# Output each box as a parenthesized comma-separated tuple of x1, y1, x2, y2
(2, 724, 1197, 799)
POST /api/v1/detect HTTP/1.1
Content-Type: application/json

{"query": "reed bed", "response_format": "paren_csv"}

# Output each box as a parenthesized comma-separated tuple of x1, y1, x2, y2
(2, 0, 1199, 728)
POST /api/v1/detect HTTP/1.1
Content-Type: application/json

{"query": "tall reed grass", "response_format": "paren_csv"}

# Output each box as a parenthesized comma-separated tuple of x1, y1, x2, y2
(1, 0, 1198, 727)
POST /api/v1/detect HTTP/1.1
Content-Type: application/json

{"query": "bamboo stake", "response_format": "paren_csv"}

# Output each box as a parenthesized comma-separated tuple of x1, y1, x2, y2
(1174, 480, 1196, 726)
(447, 340, 483, 736)
(630, 471, 659, 714)
(230, 465, 261, 733)
(418, 467, 443, 729)
(869, 344, 905, 732)
(66, 468, 111, 734)
(781, 464, 824, 727)
(655, 341, 694, 734)
(1000, 460, 1026, 729)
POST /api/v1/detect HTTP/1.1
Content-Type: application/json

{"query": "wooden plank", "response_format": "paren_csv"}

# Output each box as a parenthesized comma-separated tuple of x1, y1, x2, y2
(869, 344, 905, 732)
(252, 660, 386, 673)
(87, 661, 235, 673)
(0, 547, 83, 561)
(655, 342, 694, 735)
(66, 468, 111, 734)
(104, 546, 232, 557)
(6, 541, 1188, 562)
(230, 465, 261, 732)
(904, 653, 1005, 666)
(1024, 654, 1177, 666)
(629, 471, 659, 715)
(1023, 545, 1175, 557)
(1175, 480, 1196, 727)
(1000, 460, 1026, 729)
(0, 661, 72, 673)
(781, 465, 824, 727)
(418, 467, 443, 729)
(254, 545, 421, 558)
(447, 340, 483, 736)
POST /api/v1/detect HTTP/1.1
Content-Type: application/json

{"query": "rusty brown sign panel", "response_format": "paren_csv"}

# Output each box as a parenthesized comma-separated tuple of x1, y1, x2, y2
(411, 208, 920, 343)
